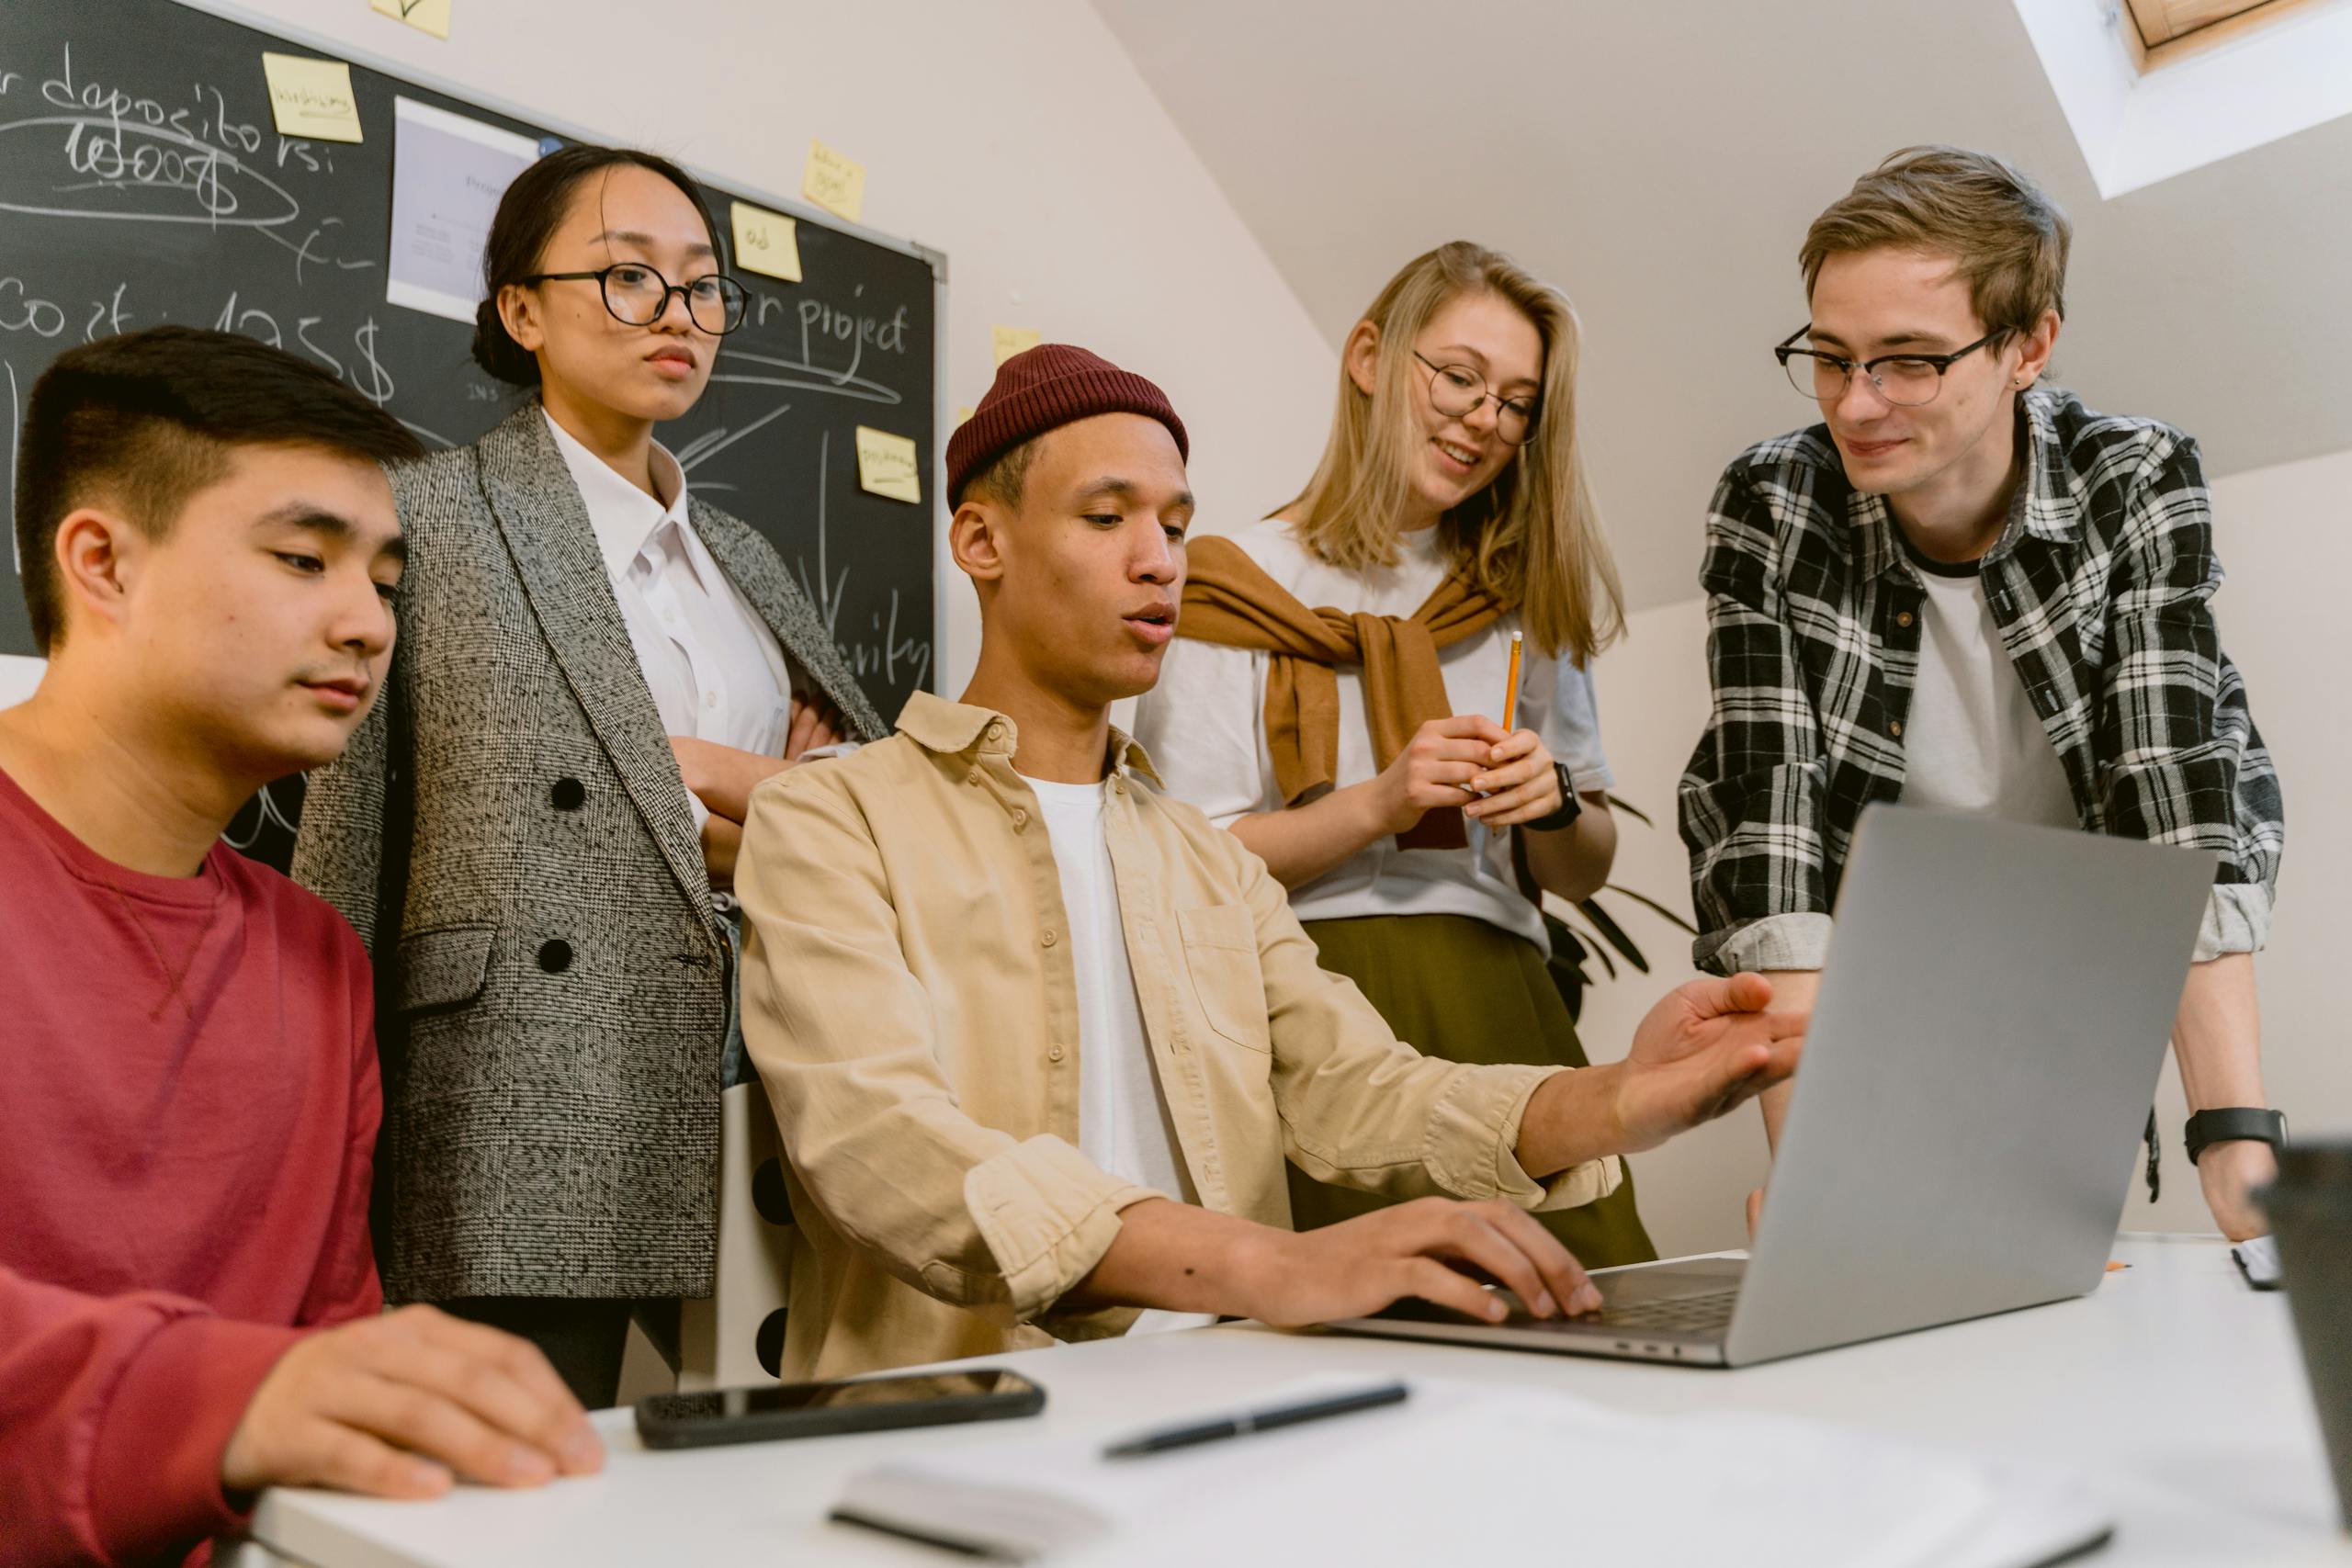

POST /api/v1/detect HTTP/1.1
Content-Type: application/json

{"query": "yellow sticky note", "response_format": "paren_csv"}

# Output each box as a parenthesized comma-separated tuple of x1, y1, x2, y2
(992, 326, 1042, 367)
(802, 140, 866, 223)
(855, 427, 921, 505)
(956, 405, 976, 426)
(369, 0, 452, 39)
(729, 201, 802, 284)
(260, 53, 364, 143)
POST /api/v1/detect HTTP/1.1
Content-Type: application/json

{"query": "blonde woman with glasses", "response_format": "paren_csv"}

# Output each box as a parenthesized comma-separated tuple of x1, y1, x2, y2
(1136, 242, 1655, 1266)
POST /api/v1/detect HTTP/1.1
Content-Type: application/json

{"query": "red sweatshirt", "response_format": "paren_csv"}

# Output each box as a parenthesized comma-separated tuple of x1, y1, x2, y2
(0, 764, 384, 1567)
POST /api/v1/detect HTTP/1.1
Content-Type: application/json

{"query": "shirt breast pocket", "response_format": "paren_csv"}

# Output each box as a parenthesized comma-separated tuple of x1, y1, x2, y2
(1175, 904, 1272, 1055)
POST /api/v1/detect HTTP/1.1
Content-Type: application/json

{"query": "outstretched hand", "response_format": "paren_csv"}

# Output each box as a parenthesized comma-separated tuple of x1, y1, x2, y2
(1611, 974, 1805, 1154)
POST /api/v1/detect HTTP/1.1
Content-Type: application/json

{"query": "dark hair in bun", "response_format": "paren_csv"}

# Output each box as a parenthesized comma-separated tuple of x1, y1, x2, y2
(469, 143, 722, 389)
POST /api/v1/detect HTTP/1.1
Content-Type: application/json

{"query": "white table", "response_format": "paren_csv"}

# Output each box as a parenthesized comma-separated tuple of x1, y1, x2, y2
(243, 1235, 2350, 1566)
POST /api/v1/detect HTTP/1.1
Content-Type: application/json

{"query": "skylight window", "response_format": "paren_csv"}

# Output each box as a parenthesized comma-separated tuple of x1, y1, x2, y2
(2014, 0, 2352, 195)
(2125, 0, 2320, 64)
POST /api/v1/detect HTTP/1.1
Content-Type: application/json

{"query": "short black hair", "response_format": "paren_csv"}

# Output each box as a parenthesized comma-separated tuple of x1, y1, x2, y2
(960, 434, 1043, 510)
(470, 143, 722, 388)
(13, 325, 424, 652)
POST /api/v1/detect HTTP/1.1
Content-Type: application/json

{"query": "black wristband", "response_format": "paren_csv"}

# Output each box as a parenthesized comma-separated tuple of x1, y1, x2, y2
(1522, 764, 1583, 833)
(2184, 1108, 2287, 1166)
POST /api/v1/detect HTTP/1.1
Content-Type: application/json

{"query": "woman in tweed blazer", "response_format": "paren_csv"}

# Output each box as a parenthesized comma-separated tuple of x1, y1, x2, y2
(293, 146, 882, 1404)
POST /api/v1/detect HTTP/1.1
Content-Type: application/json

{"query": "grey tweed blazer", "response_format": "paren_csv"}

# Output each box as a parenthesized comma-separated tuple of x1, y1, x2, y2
(292, 399, 885, 1303)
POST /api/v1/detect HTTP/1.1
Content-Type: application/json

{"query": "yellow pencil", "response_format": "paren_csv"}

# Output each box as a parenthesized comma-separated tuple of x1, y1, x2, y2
(1500, 631, 1523, 733)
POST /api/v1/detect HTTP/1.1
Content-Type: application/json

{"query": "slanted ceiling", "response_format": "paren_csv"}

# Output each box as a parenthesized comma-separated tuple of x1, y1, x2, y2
(1092, 0, 2352, 611)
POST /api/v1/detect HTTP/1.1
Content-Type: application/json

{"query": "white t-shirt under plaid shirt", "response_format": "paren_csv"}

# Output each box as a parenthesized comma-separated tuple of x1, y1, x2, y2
(1679, 388, 2283, 976)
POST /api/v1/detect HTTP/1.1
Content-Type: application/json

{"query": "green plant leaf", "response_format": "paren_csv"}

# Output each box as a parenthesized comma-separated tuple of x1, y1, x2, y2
(1573, 917, 1618, 978)
(1542, 912, 1594, 1021)
(1577, 897, 1650, 974)
(1604, 794, 1653, 828)
(1548, 916, 1589, 965)
(1600, 884, 1701, 936)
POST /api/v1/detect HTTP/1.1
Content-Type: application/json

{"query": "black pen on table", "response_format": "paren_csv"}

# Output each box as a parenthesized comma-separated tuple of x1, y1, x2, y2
(1101, 1382, 1410, 1460)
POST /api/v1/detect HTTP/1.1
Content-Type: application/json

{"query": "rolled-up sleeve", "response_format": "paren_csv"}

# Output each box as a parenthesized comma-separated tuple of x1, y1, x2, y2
(1223, 830, 1620, 1208)
(736, 773, 1159, 1329)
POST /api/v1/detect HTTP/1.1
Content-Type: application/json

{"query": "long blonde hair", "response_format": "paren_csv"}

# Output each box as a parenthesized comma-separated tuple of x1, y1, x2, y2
(1281, 241, 1623, 663)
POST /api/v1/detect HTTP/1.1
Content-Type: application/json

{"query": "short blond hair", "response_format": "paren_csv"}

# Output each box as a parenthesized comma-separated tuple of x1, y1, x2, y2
(1282, 242, 1623, 664)
(1801, 146, 2072, 334)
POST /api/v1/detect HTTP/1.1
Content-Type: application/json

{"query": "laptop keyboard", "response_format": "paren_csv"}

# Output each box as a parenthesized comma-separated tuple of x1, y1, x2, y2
(1574, 1287, 1740, 1334)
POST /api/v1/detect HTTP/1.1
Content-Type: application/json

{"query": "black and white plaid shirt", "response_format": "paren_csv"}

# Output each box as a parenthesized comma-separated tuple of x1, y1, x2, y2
(1678, 388, 2284, 976)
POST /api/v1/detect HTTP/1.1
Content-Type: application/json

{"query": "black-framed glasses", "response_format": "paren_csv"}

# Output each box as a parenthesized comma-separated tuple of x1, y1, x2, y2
(1412, 351, 1540, 446)
(527, 263, 749, 336)
(1774, 325, 2007, 407)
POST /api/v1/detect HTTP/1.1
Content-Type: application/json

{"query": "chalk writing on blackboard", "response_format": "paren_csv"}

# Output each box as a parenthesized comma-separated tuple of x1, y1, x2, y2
(0, 1, 938, 855)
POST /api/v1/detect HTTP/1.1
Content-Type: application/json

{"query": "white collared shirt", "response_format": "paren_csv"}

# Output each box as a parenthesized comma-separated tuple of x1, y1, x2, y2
(543, 412, 795, 828)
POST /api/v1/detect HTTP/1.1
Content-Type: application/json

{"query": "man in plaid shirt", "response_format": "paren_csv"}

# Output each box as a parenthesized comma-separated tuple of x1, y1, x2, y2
(1679, 147, 2285, 1244)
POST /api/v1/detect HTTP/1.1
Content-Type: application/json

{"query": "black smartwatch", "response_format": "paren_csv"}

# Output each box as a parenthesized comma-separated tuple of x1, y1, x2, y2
(1522, 764, 1583, 833)
(2184, 1108, 2287, 1166)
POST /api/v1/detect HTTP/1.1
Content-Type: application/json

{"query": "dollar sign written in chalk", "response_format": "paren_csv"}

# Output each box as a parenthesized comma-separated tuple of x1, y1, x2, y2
(351, 317, 395, 406)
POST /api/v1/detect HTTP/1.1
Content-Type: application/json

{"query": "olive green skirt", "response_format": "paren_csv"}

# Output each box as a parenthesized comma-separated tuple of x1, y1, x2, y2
(1294, 912, 1657, 1269)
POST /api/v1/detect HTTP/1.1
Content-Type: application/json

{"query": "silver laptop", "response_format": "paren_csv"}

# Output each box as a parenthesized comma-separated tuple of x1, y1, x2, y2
(1329, 806, 2216, 1368)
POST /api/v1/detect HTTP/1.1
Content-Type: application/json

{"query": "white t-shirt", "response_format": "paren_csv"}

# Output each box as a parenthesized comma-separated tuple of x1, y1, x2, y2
(546, 412, 794, 830)
(1136, 514, 1613, 949)
(1895, 546, 2078, 829)
(1023, 773, 1215, 1338)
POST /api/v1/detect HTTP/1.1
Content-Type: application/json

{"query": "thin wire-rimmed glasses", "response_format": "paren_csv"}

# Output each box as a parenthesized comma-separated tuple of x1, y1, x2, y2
(527, 262, 750, 336)
(1774, 325, 2007, 407)
(1412, 350, 1540, 446)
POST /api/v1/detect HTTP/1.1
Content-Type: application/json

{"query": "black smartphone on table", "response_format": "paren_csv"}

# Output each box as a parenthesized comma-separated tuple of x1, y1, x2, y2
(634, 1368, 1046, 1450)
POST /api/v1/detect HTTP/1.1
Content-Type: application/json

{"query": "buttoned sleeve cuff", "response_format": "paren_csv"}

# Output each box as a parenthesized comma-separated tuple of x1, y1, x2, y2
(1422, 1065, 1622, 1214)
(963, 1135, 1163, 1328)
(1709, 912, 1834, 976)
(2192, 885, 2271, 962)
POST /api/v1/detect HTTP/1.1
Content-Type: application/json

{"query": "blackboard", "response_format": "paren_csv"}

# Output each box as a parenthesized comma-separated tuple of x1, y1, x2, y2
(0, 0, 942, 862)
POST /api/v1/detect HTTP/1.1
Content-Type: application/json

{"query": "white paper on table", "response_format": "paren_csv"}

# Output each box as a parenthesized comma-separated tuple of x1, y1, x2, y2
(385, 97, 540, 323)
(836, 1374, 2106, 1568)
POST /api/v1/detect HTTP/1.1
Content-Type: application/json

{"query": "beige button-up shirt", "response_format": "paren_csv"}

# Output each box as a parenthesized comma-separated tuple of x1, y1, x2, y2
(737, 693, 1619, 1380)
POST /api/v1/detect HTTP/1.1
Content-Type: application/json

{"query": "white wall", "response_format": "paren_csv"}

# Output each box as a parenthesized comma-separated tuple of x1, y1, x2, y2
(1576, 443, 2352, 1258)
(210, 0, 1337, 694)
(0, 654, 40, 707)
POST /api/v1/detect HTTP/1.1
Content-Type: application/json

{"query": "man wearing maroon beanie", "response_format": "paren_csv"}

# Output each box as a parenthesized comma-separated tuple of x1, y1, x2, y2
(731, 345, 1804, 1379)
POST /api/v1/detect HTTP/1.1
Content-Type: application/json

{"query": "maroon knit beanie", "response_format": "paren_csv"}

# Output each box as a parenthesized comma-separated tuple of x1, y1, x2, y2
(945, 344, 1189, 505)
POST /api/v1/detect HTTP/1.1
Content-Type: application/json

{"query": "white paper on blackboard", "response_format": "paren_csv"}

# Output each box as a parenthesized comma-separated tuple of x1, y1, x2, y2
(385, 96, 539, 323)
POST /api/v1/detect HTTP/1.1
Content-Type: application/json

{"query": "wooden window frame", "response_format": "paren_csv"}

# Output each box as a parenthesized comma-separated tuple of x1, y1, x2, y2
(2120, 0, 2345, 71)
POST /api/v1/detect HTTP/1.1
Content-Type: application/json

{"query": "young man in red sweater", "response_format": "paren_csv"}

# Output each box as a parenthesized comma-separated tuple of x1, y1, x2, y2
(0, 328, 603, 1568)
